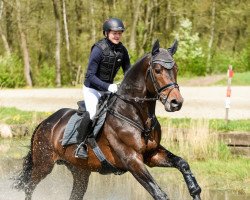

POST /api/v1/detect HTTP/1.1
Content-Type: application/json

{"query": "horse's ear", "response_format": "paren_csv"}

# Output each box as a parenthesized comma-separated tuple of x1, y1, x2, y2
(168, 39, 178, 55)
(152, 39, 160, 56)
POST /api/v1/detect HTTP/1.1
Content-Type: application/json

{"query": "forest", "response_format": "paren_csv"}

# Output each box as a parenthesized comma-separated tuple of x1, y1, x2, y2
(0, 0, 249, 87)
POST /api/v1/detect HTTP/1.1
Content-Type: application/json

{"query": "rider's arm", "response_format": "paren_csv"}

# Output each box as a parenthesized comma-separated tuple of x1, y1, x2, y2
(85, 46, 110, 91)
(121, 47, 131, 74)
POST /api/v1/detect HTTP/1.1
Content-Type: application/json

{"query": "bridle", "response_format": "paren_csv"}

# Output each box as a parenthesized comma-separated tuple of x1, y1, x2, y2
(146, 57, 179, 104)
(108, 52, 179, 142)
(115, 53, 179, 104)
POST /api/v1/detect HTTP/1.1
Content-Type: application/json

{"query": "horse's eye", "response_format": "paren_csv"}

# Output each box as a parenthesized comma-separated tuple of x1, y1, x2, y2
(155, 68, 161, 74)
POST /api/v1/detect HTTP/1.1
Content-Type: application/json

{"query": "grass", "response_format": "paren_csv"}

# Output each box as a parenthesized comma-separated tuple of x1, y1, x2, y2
(209, 71, 250, 86)
(192, 157, 250, 194)
(177, 71, 250, 86)
(158, 117, 250, 133)
(0, 107, 50, 125)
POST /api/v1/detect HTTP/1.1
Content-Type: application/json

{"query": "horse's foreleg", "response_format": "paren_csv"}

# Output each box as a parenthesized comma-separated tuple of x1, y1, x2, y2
(126, 154, 169, 200)
(145, 145, 201, 200)
(65, 164, 91, 200)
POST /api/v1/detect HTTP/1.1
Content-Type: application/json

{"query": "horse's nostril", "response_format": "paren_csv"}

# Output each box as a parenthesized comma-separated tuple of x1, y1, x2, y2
(170, 99, 179, 108)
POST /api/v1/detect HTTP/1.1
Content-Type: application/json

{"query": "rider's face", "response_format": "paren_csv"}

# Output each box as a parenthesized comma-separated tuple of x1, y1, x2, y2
(107, 30, 123, 44)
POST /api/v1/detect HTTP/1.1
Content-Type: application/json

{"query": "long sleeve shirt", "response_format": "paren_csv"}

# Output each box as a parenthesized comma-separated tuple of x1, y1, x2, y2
(84, 39, 130, 91)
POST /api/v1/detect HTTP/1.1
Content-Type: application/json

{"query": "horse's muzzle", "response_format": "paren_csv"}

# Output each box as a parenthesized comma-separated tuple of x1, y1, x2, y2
(164, 98, 183, 112)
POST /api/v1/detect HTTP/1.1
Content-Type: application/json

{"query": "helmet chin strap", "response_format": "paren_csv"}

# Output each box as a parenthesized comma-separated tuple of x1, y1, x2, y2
(104, 31, 110, 38)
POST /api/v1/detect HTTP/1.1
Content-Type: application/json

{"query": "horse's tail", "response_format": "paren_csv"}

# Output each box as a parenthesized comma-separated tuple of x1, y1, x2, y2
(13, 123, 40, 191)
(13, 150, 33, 191)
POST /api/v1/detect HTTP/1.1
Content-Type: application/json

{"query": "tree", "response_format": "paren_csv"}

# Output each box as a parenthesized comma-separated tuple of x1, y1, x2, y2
(129, 0, 142, 51)
(52, 0, 61, 87)
(206, 0, 216, 73)
(0, 1, 11, 55)
(16, 0, 33, 87)
(172, 18, 205, 75)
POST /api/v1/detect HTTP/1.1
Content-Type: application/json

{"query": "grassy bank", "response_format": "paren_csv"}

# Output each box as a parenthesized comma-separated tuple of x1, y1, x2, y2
(0, 107, 51, 125)
(158, 117, 250, 132)
(214, 71, 250, 86)
(1, 107, 249, 132)
(192, 157, 250, 194)
(178, 71, 250, 86)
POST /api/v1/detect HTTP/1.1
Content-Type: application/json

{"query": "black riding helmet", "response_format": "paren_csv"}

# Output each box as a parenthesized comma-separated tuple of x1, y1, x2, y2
(103, 18, 125, 36)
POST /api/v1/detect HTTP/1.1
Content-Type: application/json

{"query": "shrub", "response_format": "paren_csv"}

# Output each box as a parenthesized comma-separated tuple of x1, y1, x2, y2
(0, 55, 26, 88)
(34, 63, 56, 87)
(172, 18, 205, 76)
(210, 48, 250, 74)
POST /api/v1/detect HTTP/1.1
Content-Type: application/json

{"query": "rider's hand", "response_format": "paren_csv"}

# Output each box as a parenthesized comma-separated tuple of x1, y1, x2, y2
(108, 84, 118, 93)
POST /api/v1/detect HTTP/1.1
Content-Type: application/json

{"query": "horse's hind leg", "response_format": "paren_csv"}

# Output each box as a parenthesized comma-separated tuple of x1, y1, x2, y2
(65, 163, 91, 200)
(25, 160, 55, 200)
(25, 138, 55, 199)
(145, 145, 201, 200)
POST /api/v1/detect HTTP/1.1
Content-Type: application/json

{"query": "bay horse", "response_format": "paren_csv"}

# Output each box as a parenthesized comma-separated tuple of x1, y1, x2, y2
(14, 40, 201, 200)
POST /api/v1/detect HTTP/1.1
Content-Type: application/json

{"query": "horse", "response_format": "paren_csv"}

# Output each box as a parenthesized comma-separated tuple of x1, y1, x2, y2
(14, 40, 201, 200)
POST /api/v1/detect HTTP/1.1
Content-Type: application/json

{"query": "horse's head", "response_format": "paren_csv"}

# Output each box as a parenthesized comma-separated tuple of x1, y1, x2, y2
(146, 40, 183, 112)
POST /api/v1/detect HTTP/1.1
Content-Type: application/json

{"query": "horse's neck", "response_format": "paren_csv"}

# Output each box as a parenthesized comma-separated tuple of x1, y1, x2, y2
(117, 56, 156, 119)
(119, 56, 149, 98)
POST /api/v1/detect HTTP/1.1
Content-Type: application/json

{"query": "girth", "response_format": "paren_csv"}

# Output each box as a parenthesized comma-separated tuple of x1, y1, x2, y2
(108, 108, 158, 144)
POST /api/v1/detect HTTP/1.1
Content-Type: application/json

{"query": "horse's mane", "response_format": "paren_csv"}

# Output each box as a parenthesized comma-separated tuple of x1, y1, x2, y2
(120, 54, 150, 91)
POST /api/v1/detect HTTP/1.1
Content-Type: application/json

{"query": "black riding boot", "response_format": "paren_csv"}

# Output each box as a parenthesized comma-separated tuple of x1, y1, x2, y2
(75, 112, 92, 159)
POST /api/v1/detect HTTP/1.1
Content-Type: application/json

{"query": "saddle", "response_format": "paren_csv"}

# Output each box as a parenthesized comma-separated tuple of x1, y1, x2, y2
(61, 93, 112, 147)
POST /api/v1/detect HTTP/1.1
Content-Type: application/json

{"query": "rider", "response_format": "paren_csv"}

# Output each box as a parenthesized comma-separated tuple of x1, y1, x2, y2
(75, 17, 131, 159)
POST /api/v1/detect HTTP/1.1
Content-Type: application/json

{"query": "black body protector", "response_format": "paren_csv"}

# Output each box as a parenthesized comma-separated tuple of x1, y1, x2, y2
(94, 39, 125, 83)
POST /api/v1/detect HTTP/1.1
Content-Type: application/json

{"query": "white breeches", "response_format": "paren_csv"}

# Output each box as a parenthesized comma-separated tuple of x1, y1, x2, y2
(83, 86, 106, 119)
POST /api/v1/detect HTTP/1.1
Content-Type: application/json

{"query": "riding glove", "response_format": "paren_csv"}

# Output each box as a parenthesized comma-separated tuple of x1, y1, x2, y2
(108, 84, 118, 93)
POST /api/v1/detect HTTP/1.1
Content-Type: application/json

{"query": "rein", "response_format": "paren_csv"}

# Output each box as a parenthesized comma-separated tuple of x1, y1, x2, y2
(146, 60, 179, 101)
(114, 93, 158, 103)
(108, 54, 178, 143)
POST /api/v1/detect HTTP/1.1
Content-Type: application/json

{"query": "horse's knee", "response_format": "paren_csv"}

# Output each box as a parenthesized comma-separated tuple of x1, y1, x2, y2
(173, 157, 190, 172)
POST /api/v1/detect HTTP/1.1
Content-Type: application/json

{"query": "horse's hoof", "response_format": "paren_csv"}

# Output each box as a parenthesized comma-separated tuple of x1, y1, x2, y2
(193, 194, 201, 200)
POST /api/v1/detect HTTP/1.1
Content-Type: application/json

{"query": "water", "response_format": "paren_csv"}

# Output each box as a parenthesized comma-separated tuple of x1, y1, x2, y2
(1, 159, 249, 200)
(0, 139, 249, 200)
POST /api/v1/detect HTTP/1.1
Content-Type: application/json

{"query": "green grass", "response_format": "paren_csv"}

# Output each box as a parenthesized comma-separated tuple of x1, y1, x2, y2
(1, 107, 249, 133)
(214, 71, 250, 86)
(192, 157, 250, 194)
(0, 107, 50, 125)
(158, 117, 250, 132)
(210, 119, 250, 132)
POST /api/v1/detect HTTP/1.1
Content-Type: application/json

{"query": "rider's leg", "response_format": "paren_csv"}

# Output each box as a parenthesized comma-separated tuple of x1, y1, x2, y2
(83, 86, 104, 119)
(75, 86, 104, 159)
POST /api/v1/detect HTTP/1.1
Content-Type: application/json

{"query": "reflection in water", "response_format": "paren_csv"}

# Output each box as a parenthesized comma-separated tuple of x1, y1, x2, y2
(0, 158, 249, 200)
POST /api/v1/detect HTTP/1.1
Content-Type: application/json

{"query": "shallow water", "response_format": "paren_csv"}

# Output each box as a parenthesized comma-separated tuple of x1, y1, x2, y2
(0, 158, 249, 200)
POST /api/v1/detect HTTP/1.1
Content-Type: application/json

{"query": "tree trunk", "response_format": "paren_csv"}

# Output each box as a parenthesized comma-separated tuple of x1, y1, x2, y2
(4, 0, 13, 52)
(206, 0, 216, 74)
(129, 0, 142, 51)
(16, 0, 33, 87)
(61, 0, 71, 64)
(90, 1, 96, 43)
(139, 0, 152, 56)
(0, 1, 11, 55)
(0, 25, 10, 55)
(74, 0, 84, 61)
(52, 0, 61, 87)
